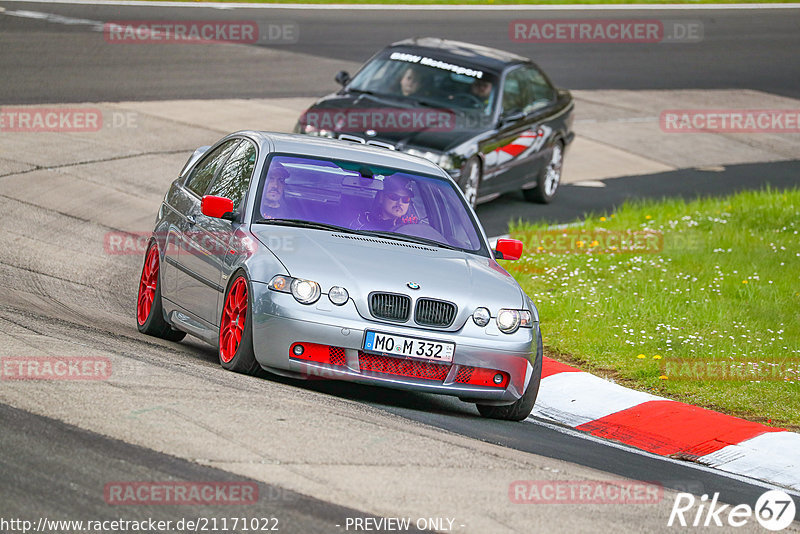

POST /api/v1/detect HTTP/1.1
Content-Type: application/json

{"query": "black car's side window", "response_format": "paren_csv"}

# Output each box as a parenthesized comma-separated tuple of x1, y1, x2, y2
(206, 140, 257, 211)
(185, 139, 240, 197)
(502, 66, 556, 116)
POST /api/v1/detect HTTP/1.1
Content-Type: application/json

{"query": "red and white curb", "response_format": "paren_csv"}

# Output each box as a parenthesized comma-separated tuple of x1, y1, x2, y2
(530, 357, 800, 491)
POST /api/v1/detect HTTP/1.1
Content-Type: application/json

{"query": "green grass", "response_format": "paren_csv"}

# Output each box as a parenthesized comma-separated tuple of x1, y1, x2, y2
(505, 188, 800, 429)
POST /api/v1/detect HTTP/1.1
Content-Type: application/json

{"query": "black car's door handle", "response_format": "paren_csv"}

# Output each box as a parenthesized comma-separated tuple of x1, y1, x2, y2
(186, 214, 197, 226)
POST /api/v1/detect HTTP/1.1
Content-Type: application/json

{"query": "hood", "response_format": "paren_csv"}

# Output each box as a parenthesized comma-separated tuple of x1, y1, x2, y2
(299, 93, 486, 153)
(251, 226, 525, 330)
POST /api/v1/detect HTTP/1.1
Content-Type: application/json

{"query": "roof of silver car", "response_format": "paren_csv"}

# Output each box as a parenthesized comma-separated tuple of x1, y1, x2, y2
(237, 131, 451, 178)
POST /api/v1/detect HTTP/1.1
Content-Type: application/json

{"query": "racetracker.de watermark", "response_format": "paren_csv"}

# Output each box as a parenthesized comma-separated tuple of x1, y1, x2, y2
(0, 108, 137, 132)
(1, 356, 112, 381)
(661, 359, 800, 382)
(104, 20, 298, 44)
(661, 109, 800, 133)
(299, 108, 459, 134)
(104, 482, 259, 505)
(516, 229, 664, 254)
(510, 480, 663, 504)
(105, 231, 291, 256)
(510, 19, 702, 43)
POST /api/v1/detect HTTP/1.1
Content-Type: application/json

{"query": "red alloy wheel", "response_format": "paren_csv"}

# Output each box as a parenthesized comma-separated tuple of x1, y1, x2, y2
(137, 246, 159, 325)
(220, 277, 248, 363)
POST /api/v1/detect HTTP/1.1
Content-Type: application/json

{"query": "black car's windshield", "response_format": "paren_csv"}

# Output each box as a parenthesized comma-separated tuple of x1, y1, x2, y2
(347, 50, 500, 118)
(252, 155, 485, 254)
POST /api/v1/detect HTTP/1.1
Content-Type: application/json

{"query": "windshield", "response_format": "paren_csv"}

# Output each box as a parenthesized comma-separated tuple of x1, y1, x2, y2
(253, 154, 486, 254)
(347, 50, 499, 118)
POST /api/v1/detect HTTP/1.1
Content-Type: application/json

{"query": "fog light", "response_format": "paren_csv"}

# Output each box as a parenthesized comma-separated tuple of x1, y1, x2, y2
(493, 373, 504, 385)
(293, 344, 305, 356)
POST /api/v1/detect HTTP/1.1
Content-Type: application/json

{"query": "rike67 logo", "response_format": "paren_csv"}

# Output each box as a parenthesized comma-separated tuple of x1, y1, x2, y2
(668, 490, 796, 530)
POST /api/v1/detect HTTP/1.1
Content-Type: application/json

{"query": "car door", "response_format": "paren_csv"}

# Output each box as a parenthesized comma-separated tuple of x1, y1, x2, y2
(198, 139, 258, 325)
(482, 65, 557, 193)
(164, 138, 240, 325)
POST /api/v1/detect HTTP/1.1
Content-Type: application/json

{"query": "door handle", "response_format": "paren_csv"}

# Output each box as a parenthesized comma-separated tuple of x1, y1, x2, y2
(187, 214, 197, 226)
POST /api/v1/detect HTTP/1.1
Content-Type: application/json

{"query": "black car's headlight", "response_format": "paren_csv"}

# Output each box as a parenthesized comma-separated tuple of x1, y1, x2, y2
(296, 122, 334, 138)
(405, 148, 456, 170)
(496, 309, 533, 334)
(268, 275, 321, 305)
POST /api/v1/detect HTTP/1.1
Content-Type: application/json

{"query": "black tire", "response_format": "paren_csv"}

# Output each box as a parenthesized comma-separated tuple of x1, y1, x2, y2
(523, 142, 563, 204)
(218, 272, 261, 376)
(458, 157, 481, 209)
(476, 329, 543, 421)
(136, 243, 186, 342)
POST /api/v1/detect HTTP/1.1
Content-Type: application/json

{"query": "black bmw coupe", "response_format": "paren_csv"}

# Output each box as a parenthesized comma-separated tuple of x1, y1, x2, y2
(295, 37, 574, 207)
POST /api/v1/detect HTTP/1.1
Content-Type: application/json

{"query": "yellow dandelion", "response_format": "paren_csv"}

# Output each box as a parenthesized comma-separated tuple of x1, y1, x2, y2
(659, 375, 668, 380)
(610, 246, 617, 251)
(637, 354, 646, 359)
(600, 217, 606, 222)
(645, 215, 652, 220)
(653, 355, 662, 360)
(590, 240, 599, 247)
(576, 240, 584, 248)
(742, 280, 748, 284)
(537, 246, 544, 251)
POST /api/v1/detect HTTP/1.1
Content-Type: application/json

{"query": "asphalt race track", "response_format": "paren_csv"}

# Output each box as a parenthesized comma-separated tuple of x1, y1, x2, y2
(1, 2, 799, 532)
(1, 2, 800, 103)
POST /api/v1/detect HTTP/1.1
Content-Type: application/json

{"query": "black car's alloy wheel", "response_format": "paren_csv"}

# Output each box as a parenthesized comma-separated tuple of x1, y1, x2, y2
(459, 157, 481, 208)
(524, 142, 563, 204)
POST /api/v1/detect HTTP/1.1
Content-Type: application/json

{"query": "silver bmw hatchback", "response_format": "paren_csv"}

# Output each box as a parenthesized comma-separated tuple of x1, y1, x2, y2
(137, 131, 542, 421)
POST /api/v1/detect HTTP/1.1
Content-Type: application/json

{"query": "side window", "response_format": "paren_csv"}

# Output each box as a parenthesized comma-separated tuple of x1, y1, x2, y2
(501, 70, 525, 115)
(525, 66, 556, 109)
(185, 139, 240, 196)
(501, 66, 555, 115)
(207, 140, 257, 211)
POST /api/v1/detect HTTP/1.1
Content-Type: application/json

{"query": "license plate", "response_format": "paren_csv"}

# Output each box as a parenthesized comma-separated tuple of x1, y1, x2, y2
(363, 331, 454, 363)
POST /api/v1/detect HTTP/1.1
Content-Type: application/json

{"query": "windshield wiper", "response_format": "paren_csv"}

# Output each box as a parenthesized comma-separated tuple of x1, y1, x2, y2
(358, 230, 460, 251)
(347, 88, 379, 96)
(253, 219, 357, 234)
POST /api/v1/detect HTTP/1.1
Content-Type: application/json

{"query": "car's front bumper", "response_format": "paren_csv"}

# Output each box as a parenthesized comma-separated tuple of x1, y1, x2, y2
(250, 285, 536, 404)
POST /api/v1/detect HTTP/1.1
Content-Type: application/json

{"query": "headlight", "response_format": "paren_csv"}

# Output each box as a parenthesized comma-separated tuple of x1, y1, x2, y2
(268, 275, 321, 305)
(497, 309, 521, 333)
(472, 307, 491, 327)
(405, 148, 456, 170)
(298, 123, 334, 138)
(496, 309, 534, 334)
(291, 279, 321, 304)
(328, 286, 349, 306)
(268, 275, 291, 292)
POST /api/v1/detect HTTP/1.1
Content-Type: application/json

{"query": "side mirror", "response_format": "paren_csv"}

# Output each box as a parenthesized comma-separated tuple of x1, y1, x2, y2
(334, 70, 350, 86)
(201, 195, 235, 220)
(494, 238, 523, 261)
